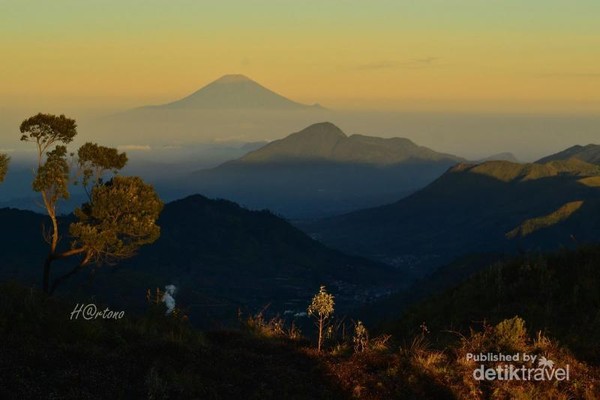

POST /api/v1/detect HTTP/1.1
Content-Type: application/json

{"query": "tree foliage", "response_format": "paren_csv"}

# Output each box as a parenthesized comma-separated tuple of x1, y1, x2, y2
(20, 113, 77, 150)
(20, 113, 78, 260)
(308, 285, 335, 318)
(32, 145, 70, 204)
(77, 142, 128, 188)
(19, 113, 163, 294)
(70, 176, 163, 265)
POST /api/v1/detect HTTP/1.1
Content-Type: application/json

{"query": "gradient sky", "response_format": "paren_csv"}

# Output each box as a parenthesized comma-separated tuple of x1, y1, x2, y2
(1, 0, 599, 114)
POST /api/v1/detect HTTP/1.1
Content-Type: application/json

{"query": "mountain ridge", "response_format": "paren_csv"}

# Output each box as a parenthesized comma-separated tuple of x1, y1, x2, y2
(232, 122, 464, 165)
(448, 158, 600, 182)
(183, 122, 465, 218)
(477, 152, 519, 163)
(536, 143, 600, 165)
(303, 157, 600, 272)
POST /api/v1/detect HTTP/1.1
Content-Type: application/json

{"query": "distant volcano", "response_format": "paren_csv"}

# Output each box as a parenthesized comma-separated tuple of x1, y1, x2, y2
(146, 74, 324, 110)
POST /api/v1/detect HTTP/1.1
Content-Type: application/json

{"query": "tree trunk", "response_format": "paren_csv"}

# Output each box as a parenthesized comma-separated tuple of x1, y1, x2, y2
(48, 251, 91, 296)
(49, 211, 59, 254)
(318, 317, 323, 352)
(42, 254, 53, 293)
(42, 248, 87, 295)
(41, 190, 58, 294)
(49, 263, 83, 296)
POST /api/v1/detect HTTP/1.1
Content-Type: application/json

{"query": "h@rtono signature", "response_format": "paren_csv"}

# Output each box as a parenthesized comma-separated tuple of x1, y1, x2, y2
(70, 303, 125, 320)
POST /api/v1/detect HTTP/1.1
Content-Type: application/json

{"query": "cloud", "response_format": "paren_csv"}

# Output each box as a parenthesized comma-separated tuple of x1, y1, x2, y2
(117, 144, 152, 151)
(356, 57, 439, 71)
(402, 57, 439, 67)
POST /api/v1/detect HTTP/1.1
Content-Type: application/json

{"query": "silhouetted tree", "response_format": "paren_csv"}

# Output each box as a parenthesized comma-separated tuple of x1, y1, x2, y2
(0, 153, 9, 183)
(20, 113, 163, 294)
(308, 285, 335, 352)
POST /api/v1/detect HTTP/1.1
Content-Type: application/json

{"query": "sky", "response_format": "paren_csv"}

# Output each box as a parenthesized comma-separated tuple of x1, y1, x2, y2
(1, 0, 600, 115)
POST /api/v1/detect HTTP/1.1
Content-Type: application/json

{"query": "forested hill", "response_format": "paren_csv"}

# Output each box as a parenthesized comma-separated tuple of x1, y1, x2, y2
(391, 245, 600, 363)
(304, 158, 600, 273)
(0, 195, 403, 325)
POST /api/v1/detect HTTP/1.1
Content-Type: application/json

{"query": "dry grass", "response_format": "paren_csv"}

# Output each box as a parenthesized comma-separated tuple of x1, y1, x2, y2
(319, 317, 600, 400)
(3, 282, 599, 399)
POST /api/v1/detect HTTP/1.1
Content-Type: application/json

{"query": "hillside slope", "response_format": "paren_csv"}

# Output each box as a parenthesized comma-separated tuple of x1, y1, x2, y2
(393, 245, 600, 362)
(537, 144, 600, 165)
(185, 122, 464, 218)
(238, 122, 462, 164)
(304, 159, 600, 273)
(0, 195, 402, 325)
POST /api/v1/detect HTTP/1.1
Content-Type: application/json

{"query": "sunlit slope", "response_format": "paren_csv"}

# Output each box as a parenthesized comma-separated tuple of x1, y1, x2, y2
(305, 159, 600, 271)
(537, 144, 600, 165)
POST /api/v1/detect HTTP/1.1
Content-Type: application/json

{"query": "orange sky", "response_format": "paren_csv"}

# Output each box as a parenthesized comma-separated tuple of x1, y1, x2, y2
(1, 1, 599, 114)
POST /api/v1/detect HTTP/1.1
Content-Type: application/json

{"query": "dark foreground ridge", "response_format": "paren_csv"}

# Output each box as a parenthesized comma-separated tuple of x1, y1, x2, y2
(2, 241, 600, 400)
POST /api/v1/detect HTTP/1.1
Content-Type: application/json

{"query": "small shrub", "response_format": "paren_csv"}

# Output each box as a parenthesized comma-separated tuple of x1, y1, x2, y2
(242, 308, 302, 340)
(370, 334, 392, 353)
(308, 285, 335, 352)
(493, 316, 528, 352)
(353, 321, 369, 353)
(245, 312, 285, 337)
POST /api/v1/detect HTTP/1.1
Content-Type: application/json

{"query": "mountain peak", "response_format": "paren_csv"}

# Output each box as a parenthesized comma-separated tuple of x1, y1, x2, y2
(237, 122, 347, 162)
(213, 74, 254, 84)
(150, 75, 323, 110)
(294, 122, 347, 139)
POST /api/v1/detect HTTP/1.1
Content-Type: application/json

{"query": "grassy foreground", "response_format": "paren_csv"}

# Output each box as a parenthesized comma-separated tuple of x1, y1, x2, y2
(1, 281, 599, 399)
